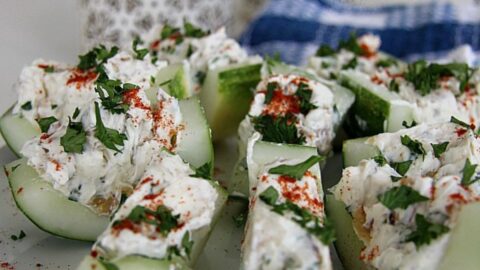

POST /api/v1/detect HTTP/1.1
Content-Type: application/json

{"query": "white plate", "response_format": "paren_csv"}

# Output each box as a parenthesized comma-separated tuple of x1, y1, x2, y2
(0, 137, 344, 269)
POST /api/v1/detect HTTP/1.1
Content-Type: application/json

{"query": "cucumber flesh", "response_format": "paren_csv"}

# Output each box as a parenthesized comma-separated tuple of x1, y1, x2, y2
(342, 137, 379, 168)
(0, 107, 39, 157)
(149, 62, 193, 100)
(339, 70, 414, 136)
(200, 61, 262, 140)
(325, 195, 367, 270)
(438, 202, 480, 270)
(4, 159, 109, 241)
(77, 255, 190, 270)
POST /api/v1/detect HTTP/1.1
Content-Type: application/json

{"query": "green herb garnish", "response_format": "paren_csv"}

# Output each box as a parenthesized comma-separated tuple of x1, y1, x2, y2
(389, 79, 400, 92)
(60, 118, 87, 153)
(461, 158, 480, 186)
(252, 114, 305, 145)
(190, 162, 212, 180)
(265, 82, 278, 104)
(406, 214, 449, 248)
(232, 212, 247, 228)
(315, 45, 336, 57)
(295, 83, 318, 114)
(94, 102, 127, 153)
(378, 185, 428, 210)
(342, 57, 358, 69)
(37, 116, 57, 133)
(431, 142, 449, 158)
(372, 155, 388, 166)
(21, 101, 32, 111)
(401, 120, 417, 128)
(184, 21, 208, 38)
(118, 205, 179, 236)
(268, 155, 323, 180)
(450, 116, 471, 129)
(132, 37, 149, 60)
(338, 33, 362, 55)
(77, 45, 118, 71)
(376, 58, 397, 68)
(401, 135, 426, 156)
(391, 160, 413, 180)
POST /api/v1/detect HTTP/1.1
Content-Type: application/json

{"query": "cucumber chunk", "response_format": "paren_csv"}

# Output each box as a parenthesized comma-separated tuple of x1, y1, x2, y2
(342, 137, 379, 168)
(339, 70, 414, 136)
(0, 107, 39, 157)
(200, 61, 262, 140)
(4, 159, 109, 241)
(149, 62, 193, 100)
(77, 255, 190, 270)
(325, 195, 367, 270)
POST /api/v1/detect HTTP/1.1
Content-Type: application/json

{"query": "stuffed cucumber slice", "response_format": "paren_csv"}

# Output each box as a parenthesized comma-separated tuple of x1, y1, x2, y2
(331, 122, 480, 270)
(149, 62, 193, 100)
(241, 141, 333, 269)
(77, 151, 227, 269)
(230, 72, 350, 196)
(200, 60, 262, 140)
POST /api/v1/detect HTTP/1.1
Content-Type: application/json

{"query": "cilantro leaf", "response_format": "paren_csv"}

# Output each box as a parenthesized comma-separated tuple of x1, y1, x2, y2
(316, 45, 336, 57)
(252, 115, 305, 145)
(132, 37, 149, 60)
(265, 82, 277, 104)
(461, 158, 480, 186)
(183, 21, 208, 37)
(259, 186, 279, 205)
(450, 116, 471, 129)
(36, 116, 57, 133)
(378, 185, 429, 210)
(94, 102, 127, 152)
(268, 155, 323, 180)
(118, 205, 179, 236)
(295, 83, 318, 115)
(401, 135, 426, 156)
(406, 214, 449, 248)
(60, 118, 86, 153)
(77, 45, 118, 71)
(21, 101, 32, 111)
(95, 79, 132, 114)
(190, 162, 212, 180)
(161, 24, 183, 44)
(10, 230, 26, 241)
(431, 142, 449, 158)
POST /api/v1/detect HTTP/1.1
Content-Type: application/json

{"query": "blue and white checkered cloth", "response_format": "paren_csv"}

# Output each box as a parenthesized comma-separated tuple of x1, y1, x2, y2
(240, 0, 480, 66)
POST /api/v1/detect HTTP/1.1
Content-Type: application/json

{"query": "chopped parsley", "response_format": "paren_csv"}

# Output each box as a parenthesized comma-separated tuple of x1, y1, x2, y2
(21, 101, 32, 111)
(388, 79, 400, 92)
(161, 24, 183, 44)
(72, 107, 80, 119)
(378, 185, 429, 210)
(259, 187, 335, 245)
(401, 120, 417, 128)
(404, 60, 472, 96)
(95, 79, 135, 114)
(391, 160, 413, 180)
(10, 230, 26, 241)
(132, 37, 149, 60)
(190, 162, 212, 180)
(372, 155, 388, 166)
(315, 44, 336, 57)
(264, 82, 278, 104)
(252, 114, 305, 145)
(338, 33, 363, 55)
(184, 21, 208, 38)
(376, 58, 397, 68)
(450, 116, 471, 129)
(40, 65, 55, 73)
(268, 155, 323, 180)
(295, 83, 318, 114)
(341, 57, 358, 70)
(461, 158, 480, 186)
(60, 118, 87, 153)
(401, 135, 426, 156)
(405, 214, 449, 248)
(94, 102, 127, 153)
(36, 116, 57, 133)
(118, 205, 179, 236)
(77, 45, 118, 71)
(431, 142, 449, 158)
(181, 232, 194, 258)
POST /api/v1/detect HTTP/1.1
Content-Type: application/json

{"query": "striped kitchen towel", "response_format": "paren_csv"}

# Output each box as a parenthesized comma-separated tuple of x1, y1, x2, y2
(240, 0, 480, 65)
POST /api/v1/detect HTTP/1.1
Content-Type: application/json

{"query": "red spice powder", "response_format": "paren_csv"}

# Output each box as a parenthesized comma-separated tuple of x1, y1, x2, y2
(455, 128, 468, 137)
(66, 69, 97, 90)
(123, 88, 150, 111)
(262, 91, 300, 116)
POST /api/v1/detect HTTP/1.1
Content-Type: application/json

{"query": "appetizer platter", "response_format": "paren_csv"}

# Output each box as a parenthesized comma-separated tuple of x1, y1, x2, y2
(0, 22, 479, 270)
